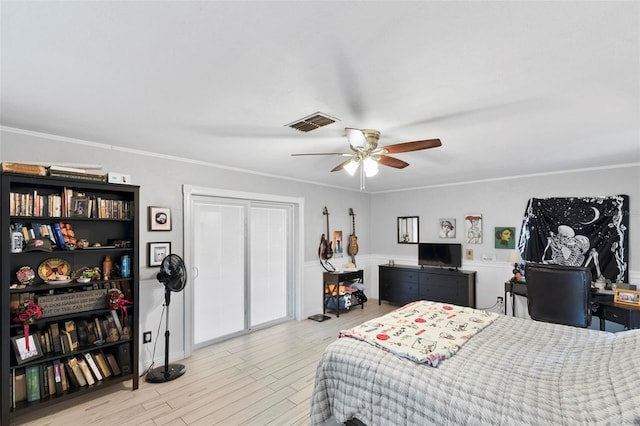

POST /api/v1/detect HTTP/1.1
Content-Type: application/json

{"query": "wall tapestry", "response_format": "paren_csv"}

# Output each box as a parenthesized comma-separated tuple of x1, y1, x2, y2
(517, 195, 629, 283)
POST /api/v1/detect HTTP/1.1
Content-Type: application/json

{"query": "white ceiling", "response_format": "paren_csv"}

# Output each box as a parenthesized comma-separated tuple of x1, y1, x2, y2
(2, 1, 639, 192)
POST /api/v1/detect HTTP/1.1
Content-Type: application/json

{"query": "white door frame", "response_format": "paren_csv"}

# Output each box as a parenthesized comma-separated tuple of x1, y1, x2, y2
(182, 185, 305, 358)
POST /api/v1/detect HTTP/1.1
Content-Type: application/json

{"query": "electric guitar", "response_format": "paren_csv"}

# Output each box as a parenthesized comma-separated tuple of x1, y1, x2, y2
(347, 208, 358, 264)
(319, 206, 333, 260)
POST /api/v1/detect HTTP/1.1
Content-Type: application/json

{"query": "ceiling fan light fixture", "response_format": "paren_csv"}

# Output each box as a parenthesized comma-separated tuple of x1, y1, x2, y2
(344, 158, 360, 176)
(363, 157, 379, 177)
(346, 128, 368, 150)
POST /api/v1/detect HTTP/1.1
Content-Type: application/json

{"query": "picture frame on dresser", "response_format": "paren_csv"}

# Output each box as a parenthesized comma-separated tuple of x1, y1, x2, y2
(614, 288, 640, 306)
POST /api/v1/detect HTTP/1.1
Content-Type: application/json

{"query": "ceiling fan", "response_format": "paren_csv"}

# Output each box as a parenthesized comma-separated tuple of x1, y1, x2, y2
(291, 128, 442, 190)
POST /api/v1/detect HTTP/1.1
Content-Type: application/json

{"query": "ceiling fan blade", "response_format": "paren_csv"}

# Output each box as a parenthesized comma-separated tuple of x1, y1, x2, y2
(331, 159, 356, 172)
(291, 152, 352, 156)
(382, 139, 442, 154)
(378, 155, 409, 169)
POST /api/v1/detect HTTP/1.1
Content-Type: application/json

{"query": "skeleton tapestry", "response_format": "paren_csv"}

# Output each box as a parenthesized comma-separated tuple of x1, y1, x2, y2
(517, 195, 629, 283)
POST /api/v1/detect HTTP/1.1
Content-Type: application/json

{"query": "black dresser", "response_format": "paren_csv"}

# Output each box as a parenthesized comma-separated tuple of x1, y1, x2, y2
(379, 264, 476, 308)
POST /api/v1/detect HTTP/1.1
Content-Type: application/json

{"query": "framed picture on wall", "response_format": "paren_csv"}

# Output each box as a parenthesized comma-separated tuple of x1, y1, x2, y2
(148, 206, 171, 231)
(148, 242, 171, 267)
(494, 227, 516, 249)
(464, 214, 483, 244)
(439, 218, 456, 238)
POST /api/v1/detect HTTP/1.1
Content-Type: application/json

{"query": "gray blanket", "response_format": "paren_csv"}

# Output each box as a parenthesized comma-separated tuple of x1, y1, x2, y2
(310, 314, 640, 425)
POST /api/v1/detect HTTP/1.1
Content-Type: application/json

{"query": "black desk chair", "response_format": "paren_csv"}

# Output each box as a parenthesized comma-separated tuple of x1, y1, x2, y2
(525, 263, 593, 328)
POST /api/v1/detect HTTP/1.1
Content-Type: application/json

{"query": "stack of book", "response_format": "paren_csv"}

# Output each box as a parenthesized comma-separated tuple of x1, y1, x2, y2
(47, 165, 107, 182)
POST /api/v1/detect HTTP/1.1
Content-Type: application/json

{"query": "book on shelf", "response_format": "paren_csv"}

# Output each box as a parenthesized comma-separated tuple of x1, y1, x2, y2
(76, 320, 89, 347)
(105, 353, 121, 376)
(67, 358, 87, 387)
(63, 360, 80, 389)
(1, 162, 47, 176)
(25, 365, 40, 402)
(94, 317, 105, 341)
(94, 351, 112, 378)
(111, 310, 124, 334)
(116, 343, 131, 374)
(52, 222, 67, 249)
(46, 364, 56, 397)
(52, 360, 64, 395)
(49, 323, 62, 353)
(48, 169, 108, 182)
(14, 370, 27, 404)
(76, 357, 95, 386)
(64, 320, 79, 351)
(83, 352, 103, 382)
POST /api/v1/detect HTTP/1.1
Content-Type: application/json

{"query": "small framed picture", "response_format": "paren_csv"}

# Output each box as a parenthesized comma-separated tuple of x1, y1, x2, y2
(149, 206, 171, 231)
(11, 333, 44, 365)
(494, 227, 516, 249)
(70, 196, 90, 217)
(439, 218, 456, 238)
(614, 288, 640, 307)
(148, 242, 171, 267)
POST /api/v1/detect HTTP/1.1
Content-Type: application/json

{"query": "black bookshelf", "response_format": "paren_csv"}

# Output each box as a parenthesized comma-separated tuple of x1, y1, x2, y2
(1, 173, 139, 424)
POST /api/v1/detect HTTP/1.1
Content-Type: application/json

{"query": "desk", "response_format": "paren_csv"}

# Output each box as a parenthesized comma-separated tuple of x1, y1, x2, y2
(323, 270, 364, 317)
(595, 300, 640, 331)
(504, 281, 528, 316)
(503, 281, 640, 331)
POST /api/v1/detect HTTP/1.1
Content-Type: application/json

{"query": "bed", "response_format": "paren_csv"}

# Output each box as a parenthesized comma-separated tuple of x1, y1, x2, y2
(310, 301, 640, 425)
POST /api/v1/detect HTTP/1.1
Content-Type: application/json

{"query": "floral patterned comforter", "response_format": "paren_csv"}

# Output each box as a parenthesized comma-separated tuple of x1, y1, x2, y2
(338, 300, 498, 366)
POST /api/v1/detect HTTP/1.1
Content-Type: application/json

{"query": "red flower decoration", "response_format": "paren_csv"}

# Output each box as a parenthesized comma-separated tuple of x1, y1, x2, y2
(106, 288, 128, 310)
(13, 301, 42, 325)
(12, 301, 42, 351)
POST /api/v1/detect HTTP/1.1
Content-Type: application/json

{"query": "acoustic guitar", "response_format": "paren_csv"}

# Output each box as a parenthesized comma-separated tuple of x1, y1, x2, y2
(347, 208, 358, 264)
(319, 206, 333, 260)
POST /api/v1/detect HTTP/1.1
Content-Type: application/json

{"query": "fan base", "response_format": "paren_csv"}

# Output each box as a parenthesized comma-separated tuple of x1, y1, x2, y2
(145, 363, 186, 383)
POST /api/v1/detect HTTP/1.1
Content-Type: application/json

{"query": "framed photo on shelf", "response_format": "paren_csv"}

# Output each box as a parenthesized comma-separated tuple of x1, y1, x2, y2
(11, 333, 44, 365)
(614, 288, 640, 307)
(70, 196, 90, 217)
(148, 206, 171, 231)
(148, 242, 171, 267)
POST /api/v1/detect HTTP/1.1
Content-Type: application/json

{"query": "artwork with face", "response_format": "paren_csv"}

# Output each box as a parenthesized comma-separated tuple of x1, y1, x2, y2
(494, 227, 516, 249)
(517, 195, 629, 283)
(464, 214, 482, 244)
(439, 218, 456, 238)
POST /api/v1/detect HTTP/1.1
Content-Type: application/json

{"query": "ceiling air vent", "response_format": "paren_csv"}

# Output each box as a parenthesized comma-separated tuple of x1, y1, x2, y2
(286, 112, 338, 132)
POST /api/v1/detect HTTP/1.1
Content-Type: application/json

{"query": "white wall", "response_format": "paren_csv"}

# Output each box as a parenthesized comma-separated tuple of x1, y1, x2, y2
(369, 166, 640, 310)
(2, 128, 639, 368)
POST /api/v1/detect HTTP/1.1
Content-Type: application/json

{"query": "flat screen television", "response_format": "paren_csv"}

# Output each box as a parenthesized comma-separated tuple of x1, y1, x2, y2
(418, 242, 462, 269)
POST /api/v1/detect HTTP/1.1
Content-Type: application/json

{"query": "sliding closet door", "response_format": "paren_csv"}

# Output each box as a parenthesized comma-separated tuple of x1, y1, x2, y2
(192, 197, 246, 347)
(250, 204, 290, 327)
(190, 195, 293, 349)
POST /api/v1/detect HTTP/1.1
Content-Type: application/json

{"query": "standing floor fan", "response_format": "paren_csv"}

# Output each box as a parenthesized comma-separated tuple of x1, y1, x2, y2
(145, 254, 188, 383)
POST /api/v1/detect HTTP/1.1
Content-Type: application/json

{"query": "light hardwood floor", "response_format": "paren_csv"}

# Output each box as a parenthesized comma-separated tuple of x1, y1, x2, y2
(12, 300, 396, 426)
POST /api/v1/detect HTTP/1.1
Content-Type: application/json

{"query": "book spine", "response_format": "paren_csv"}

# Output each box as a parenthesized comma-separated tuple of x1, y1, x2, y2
(53, 360, 64, 395)
(25, 365, 40, 402)
(84, 352, 102, 381)
(77, 357, 95, 386)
